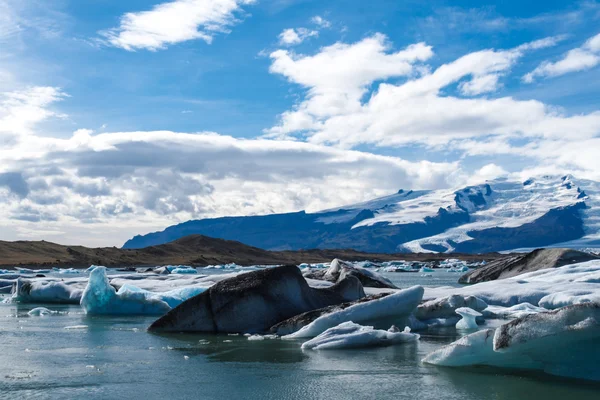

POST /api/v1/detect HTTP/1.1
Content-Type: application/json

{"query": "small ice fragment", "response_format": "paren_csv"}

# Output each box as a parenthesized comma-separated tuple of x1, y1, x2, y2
(247, 335, 265, 341)
(184, 356, 189, 360)
(223, 340, 233, 343)
(455, 307, 482, 330)
(28, 307, 58, 317)
(64, 325, 88, 330)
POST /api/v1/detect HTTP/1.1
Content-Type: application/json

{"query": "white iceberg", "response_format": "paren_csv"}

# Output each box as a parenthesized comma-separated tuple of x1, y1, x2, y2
(455, 307, 482, 329)
(301, 321, 419, 350)
(424, 260, 600, 309)
(80, 267, 207, 315)
(28, 307, 60, 316)
(482, 303, 547, 319)
(283, 286, 424, 339)
(170, 267, 198, 274)
(9, 278, 83, 304)
(423, 303, 600, 382)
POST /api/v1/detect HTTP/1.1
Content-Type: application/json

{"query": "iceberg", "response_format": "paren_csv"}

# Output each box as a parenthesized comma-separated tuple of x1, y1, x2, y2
(170, 267, 198, 274)
(301, 321, 419, 350)
(455, 307, 482, 329)
(415, 295, 487, 320)
(304, 259, 397, 289)
(424, 260, 600, 309)
(81, 267, 207, 315)
(28, 307, 60, 316)
(283, 286, 424, 339)
(482, 303, 547, 319)
(9, 278, 83, 304)
(423, 303, 600, 382)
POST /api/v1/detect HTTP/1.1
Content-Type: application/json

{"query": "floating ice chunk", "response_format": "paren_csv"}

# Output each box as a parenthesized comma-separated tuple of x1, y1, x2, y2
(247, 334, 278, 341)
(64, 325, 88, 329)
(170, 267, 198, 274)
(301, 321, 419, 350)
(422, 329, 536, 369)
(81, 266, 205, 315)
(27, 307, 59, 316)
(283, 286, 423, 339)
(58, 268, 80, 275)
(482, 303, 547, 319)
(10, 278, 83, 304)
(455, 307, 482, 329)
(424, 303, 600, 382)
(416, 295, 487, 320)
(419, 267, 434, 273)
(424, 260, 600, 309)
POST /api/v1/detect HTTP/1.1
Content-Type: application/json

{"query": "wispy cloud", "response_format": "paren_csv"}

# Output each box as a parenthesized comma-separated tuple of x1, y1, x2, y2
(524, 32, 600, 82)
(278, 28, 318, 46)
(100, 0, 256, 51)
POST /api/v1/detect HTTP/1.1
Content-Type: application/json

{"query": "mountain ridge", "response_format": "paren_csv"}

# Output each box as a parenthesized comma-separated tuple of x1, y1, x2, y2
(123, 175, 600, 253)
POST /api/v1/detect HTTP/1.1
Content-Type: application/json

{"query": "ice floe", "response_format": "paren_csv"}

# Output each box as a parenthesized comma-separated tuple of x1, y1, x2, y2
(301, 321, 419, 350)
(283, 286, 424, 339)
(423, 302, 600, 382)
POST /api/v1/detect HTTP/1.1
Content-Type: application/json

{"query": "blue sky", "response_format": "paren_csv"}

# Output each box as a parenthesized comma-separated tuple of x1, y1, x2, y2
(0, 0, 599, 246)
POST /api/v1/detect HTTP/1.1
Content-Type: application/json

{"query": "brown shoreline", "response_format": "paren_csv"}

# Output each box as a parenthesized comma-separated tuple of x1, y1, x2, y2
(0, 234, 505, 269)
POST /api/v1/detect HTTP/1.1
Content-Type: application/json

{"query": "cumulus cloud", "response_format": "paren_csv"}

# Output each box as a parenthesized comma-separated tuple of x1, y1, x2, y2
(266, 34, 433, 137)
(524, 32, 600, 82)
(266, 34, 600, 151)
(278, 28, 318, 46)
(100, 0, 256, 51)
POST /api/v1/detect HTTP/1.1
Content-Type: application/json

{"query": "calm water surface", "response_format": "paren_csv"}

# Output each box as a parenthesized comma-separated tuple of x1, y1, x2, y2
(1, 272, 598, 399)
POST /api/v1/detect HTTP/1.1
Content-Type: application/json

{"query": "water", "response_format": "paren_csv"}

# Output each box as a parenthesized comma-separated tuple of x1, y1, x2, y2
(1, 272, 599, 399)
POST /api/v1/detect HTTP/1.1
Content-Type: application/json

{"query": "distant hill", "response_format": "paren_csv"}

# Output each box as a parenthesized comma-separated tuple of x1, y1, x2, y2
(0, 235, 502, 269)
(123, 175, 599, 253)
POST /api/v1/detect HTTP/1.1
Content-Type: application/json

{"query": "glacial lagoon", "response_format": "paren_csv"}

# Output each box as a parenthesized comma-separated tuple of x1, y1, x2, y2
(1, 269, 599, 400)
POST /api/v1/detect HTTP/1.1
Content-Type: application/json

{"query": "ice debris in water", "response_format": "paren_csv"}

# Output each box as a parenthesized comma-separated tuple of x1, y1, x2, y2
(455, 307, 482, 329)
(247, 334, 278, 341)
(27, 307, 59, 317)
(64, 325, 88, 329)
(301, 321, 419, 350)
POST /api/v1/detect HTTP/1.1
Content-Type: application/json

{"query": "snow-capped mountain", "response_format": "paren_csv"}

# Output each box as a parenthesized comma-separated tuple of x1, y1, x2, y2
(123, 175, 599, 253)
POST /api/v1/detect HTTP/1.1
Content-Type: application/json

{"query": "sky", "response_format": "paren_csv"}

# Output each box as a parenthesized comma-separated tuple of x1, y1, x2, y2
(0, 0, 599, 247)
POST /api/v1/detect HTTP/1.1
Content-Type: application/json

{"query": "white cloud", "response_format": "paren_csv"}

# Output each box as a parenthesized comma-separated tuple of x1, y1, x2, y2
(278, 28, 318, 46)
(468, 163, 508, 184)
(267, 34, 433, 137)
(0, 85, 465, 245)
(311, 16, 331, 28)
(266, 34, 600, 151)
(0, 86, 66, 136)
(100, 0, 255, 51)
(524, 32, 600, 82)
